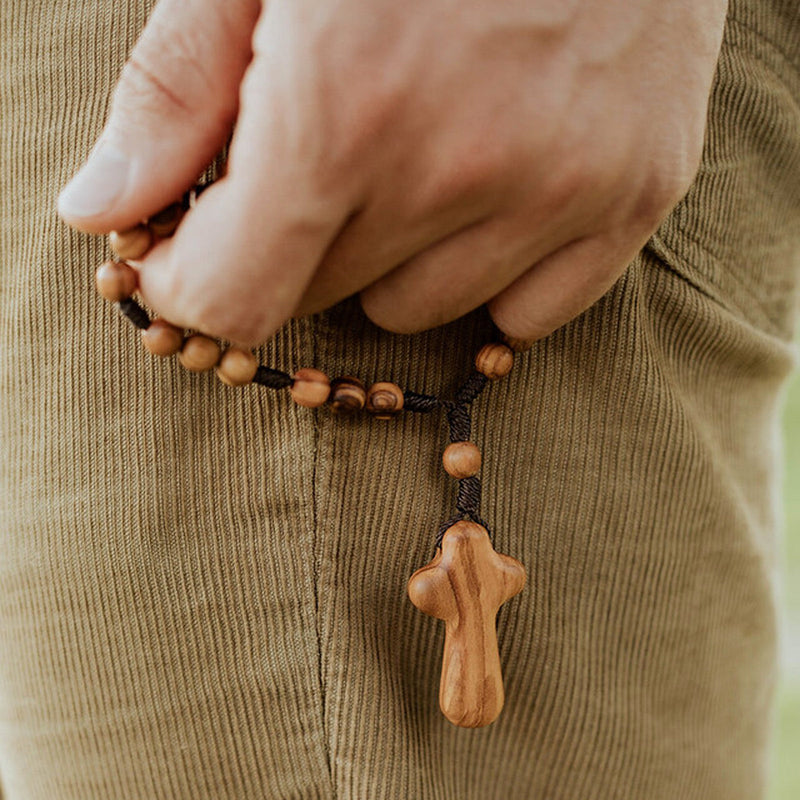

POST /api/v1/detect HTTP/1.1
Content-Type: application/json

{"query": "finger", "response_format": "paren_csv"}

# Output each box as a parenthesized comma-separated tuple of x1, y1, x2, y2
(57, 0, 261, 234)
(292, 194, 491, 318)
(486, 235, 638, 342)
(134, 177, 347, 349)
(133, 41, 352, 347)
(358, 216, 570, 334)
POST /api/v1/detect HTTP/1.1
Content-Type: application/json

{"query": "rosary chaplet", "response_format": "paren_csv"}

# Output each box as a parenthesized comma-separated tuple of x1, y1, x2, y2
(92, 184, 532, 728)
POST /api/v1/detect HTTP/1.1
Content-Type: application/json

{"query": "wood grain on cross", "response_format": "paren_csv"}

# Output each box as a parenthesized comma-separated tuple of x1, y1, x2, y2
(407, 520, 526, 728)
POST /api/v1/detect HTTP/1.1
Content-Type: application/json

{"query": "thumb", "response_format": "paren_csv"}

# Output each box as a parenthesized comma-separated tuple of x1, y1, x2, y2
(57, 0, 261, 234)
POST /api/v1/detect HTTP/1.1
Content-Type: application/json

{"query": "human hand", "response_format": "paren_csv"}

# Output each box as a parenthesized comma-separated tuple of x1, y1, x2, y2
(57, 0, 728, 348)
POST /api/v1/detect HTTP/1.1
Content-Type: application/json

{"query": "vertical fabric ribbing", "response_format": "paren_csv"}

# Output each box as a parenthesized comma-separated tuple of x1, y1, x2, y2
(1, 0, 799, 799)
(0, 2, 335, 798)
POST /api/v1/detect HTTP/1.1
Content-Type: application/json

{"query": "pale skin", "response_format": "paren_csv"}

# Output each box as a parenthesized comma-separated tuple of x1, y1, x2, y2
(57, 0, 729, 349)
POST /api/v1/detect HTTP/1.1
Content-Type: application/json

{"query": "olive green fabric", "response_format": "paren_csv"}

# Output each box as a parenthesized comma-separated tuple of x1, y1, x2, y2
(1, 1, 799, 798)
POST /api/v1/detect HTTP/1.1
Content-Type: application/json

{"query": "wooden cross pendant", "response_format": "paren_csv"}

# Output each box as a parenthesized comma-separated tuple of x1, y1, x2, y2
(407, 520, 526, 728)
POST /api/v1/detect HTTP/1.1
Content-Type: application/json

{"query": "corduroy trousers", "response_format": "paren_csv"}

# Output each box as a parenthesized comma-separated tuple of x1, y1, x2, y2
(1, 1, 799, 798)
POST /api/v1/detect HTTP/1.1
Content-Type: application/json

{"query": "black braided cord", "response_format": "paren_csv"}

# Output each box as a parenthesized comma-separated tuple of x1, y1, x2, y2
(117, 297, 151, 329)
(403, 390, 440, 413)
(253, 366, 293, 389)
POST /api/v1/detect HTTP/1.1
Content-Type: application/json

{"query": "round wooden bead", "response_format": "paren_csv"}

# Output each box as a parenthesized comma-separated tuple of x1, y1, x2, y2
(109, 225, 153, 261)
(141, 318, 184, 356)
(95, 259, 138, 302)
(215, 347, 259, 387)
(475, 343, 514, 380)
(148, 203, 185, 238)
(290, 368, 330, 408)
(442, 441, 482, 479)
(366, 381, 404, 419)
(178, 334, 221, 372)
(502, 333, 536, 353)
(329, 376, 366, 415)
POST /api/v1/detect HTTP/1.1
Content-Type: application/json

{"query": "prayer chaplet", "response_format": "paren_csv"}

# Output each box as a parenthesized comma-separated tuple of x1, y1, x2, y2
(92, 180, 533, 728)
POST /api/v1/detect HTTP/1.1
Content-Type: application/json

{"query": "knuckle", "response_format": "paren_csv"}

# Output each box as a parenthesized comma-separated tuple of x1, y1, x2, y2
(433, 141, 509, 206)
(191, 296, 274, 348)
(112, 24, 224, 122)
(117, 54, 191, 115)
(359, 289, 421, 335)
(632, 163, 696, 231)
(487, 297, 548, 344)
(157, 267, 268, 347)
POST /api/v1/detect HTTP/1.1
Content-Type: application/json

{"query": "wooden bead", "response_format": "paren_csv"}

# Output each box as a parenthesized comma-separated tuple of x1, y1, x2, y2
(141, 318, 184, 356)
(407, 521, 526, 728)
(215, 347, 258, 387)
(109, 225, 153, 260)
(502, 334, 536, 353)
(290, 368, 330, 408)
(148, 203, 185, 238)
(329, 376, 366, 415)
(475, 343, 514, 380)
(178, 335, 221, 372)
(95, 259, 138, 302)
(443, 441, 481, 479)
(366, 381, 404, 419)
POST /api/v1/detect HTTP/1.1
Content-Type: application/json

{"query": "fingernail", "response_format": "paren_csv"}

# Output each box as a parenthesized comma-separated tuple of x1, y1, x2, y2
(57, 141, 131, 219)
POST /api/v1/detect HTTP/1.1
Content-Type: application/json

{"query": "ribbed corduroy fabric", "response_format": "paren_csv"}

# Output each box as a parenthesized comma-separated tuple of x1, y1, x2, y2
(1, 1, 799, 798)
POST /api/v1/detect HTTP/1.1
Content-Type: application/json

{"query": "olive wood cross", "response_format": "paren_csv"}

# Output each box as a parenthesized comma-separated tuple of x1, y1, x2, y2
(407, 520, 526, 728)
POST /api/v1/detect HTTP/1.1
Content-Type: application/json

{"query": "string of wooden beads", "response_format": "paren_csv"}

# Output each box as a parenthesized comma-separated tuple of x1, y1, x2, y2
(92, 182, 535, 729)
(96, 257, 529, 425)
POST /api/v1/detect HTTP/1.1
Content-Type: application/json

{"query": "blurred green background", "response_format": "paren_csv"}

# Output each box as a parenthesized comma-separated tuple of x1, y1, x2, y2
(772, 364, 800, 799)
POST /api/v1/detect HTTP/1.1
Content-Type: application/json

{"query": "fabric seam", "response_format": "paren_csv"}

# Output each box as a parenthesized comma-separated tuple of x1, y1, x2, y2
(308, 312, 336, 799)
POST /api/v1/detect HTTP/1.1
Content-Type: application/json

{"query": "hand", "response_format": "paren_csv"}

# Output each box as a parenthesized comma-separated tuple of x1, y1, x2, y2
(57, 0, 728, 348)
